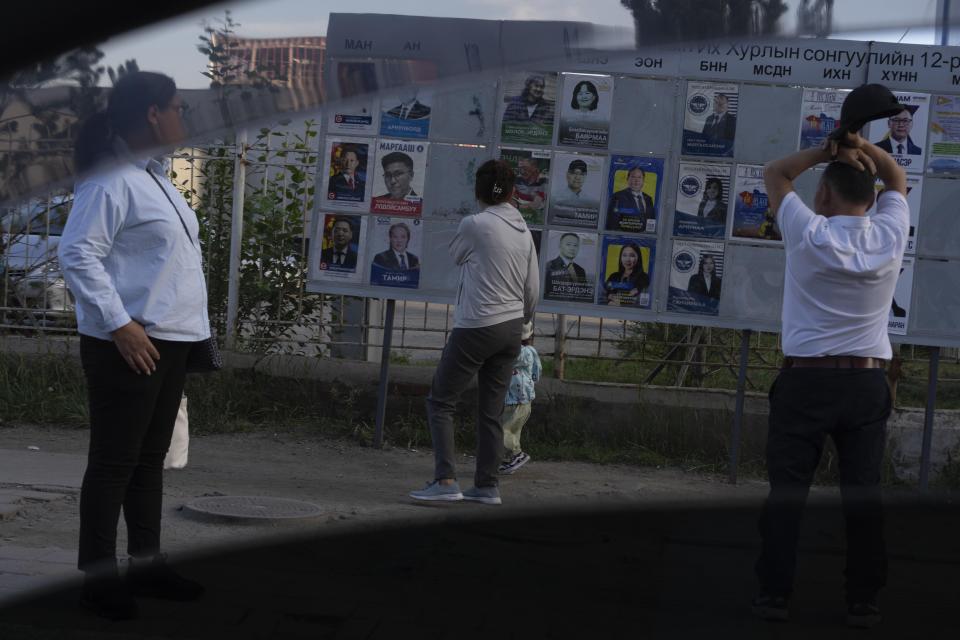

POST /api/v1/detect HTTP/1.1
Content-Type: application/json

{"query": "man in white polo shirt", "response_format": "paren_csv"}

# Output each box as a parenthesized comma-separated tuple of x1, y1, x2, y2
(752, 130, 908, 628)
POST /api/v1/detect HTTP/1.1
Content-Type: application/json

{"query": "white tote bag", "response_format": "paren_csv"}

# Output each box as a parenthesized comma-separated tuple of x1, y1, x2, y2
(163, 395, 189, 469)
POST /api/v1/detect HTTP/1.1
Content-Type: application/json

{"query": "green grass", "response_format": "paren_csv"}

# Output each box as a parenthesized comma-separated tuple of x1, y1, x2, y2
(0, 351, 955, 489)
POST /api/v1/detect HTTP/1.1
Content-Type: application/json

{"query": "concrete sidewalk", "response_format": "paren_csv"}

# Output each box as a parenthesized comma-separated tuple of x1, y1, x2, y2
(0, 447, 85, 604)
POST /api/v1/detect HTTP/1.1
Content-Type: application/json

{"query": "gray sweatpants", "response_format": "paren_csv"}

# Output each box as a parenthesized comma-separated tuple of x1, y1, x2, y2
(426, 318, 523, 488)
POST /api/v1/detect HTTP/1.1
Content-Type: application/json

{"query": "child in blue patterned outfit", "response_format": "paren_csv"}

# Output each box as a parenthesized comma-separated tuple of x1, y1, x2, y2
(499, 321, 542, 475)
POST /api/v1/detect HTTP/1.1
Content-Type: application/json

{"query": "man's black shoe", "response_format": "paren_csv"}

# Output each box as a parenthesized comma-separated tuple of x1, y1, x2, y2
(847, 602, 881, 628)
(126, 553, 205, 602)
(80, 573, 139, 620)
(751, 594, 789, 622)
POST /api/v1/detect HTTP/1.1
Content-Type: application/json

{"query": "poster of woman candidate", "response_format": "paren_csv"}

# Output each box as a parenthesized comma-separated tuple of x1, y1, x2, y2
(731, 164, 781, 243)
(868, 174, 923, 254)
(867, 91, 930, 173)
(597, 235, 656, 309)
(547, 152, 603, 229)
(798, 88, 848, 150)
(672, 162, 731, 239)
(543, 230, 598, 304)
(499, 147, 551, 225)
(368, 216, 422, 289)
(500, 72, 558, 146)
(557, 73, 613, 149)
(888, 256, 914, 335)
(605, 155, 664, 234)
(667, 240, 725, 316)
(681, 81, 739, 158)
(370, 139, 428, 217)
(311, 213, 367, 284)
(927, 95, 960, 174)
(323, 138, 372, 211)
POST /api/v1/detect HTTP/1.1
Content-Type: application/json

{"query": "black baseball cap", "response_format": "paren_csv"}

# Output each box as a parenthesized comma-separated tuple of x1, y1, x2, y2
(829, 83, 905, 140)
(568, 159, 588, 173)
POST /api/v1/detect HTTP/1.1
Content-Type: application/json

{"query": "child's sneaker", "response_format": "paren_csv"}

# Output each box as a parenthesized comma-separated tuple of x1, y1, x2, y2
(498, 451, 531, 475)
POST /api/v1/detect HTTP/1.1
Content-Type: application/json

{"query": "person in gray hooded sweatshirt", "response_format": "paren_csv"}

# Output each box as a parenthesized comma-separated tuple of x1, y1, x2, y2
(410, 159, 540, 505)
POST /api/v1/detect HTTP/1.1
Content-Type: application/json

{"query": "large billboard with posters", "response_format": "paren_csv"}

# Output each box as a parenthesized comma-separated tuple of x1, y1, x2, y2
(305, 15, 960, 347)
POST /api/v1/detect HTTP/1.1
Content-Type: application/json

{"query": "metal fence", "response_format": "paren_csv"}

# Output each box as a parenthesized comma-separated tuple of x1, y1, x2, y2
(2, 131, 959, 401)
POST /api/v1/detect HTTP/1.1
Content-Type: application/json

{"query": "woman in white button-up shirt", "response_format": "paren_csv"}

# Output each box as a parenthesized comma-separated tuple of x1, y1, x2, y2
(59, 71, 206, 620)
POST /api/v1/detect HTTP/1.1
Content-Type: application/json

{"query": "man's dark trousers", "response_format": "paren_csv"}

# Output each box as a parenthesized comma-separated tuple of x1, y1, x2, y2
(756, 366, 891, 604)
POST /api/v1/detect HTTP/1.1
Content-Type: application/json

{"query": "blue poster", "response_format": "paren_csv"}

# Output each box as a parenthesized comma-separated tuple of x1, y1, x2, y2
(666, 240, 724, 316)
(604, 155, 664, 234)
(672, 162, 730, 239)
(681, 81, 738, 158)
(379, 88, 432, 140)
(798, 88, 846, 150)
(368, 217, 422, 289)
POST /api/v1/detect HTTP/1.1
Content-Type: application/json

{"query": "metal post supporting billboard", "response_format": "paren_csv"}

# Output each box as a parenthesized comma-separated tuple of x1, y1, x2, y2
(225, 129, 247, 350)
(728, 328, 752, 484)
(919, 347, 940, 491)
(373, 298, 396, 449)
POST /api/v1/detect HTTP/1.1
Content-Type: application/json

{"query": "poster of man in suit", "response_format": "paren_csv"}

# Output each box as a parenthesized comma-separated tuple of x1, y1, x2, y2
(323, 138, 371, 209)
(682, 81, 739, 158)
(500, 72, 558, 145)
(313, 214, 366, 283)
(605, 155, 664, 234)
(868, 91, 930, 173)
(888, 257, 914, 335)
(543, 230, 597, 304)
(368, 217, 422, 289)
(370, 140, 428, 216)
(379, 85, 433, 139)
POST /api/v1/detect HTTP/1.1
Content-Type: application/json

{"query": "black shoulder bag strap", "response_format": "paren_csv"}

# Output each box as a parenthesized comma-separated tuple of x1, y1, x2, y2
(145, 169, 198, 250)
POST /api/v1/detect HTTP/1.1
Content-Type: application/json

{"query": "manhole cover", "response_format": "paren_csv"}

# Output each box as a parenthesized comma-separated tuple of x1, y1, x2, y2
(183, 496, 323, 520)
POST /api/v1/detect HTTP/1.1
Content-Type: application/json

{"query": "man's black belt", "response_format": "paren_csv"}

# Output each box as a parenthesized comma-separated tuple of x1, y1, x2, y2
(784, 356, 886, 369)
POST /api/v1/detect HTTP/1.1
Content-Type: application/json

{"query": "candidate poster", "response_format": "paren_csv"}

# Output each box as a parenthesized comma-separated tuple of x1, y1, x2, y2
(731, 164, 781, 242)
(370, 140, 428, 217)
(499, 147, 551, 225)
(557, 73, 613, 149)
(379, 87, 434, 140)
(547, 152, 603, 229)
(605, 155, 664, 234)
(500, 71, 558, 146)
(322, 138, 372, 210)
(888, 256, 914, 335)
(667, 240, 725, 316)
(328, 60, 379, 134)
(368, 216, 422, 289)
(681, 81, 739, 158)
(597, 235, 656, 309)
(798, 88, 848, 150)
(543, 230, 598, 304)
(927, 95, 960, 174)
(868, 91, 930, 173)
(672, 162, 731, 239)
(311, 213, 367, 283)
(868, 174, 923, 254)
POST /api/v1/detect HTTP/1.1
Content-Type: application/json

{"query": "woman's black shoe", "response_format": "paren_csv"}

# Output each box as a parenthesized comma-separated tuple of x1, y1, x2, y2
(80, 573, 139, 620)
(126, 552, 205, 601)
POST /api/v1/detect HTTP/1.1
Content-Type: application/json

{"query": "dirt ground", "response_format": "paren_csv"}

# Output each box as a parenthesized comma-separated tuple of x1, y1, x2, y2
(0, 423, 778, 559)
